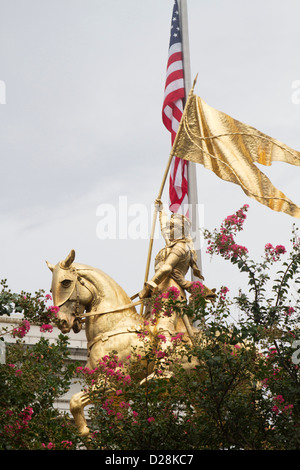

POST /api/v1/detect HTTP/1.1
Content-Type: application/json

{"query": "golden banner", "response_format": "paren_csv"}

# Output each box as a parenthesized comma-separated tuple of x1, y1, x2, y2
(172, 92, 300, 218)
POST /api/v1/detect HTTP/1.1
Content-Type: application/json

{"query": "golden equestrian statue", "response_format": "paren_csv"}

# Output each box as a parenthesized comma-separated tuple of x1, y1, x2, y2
(46, 201, 215, 437)
(139, 198, 215, 339)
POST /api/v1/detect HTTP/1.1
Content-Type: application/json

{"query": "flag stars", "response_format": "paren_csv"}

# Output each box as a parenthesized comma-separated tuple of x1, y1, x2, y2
(172, 26, 180, 38)
(170, 2, 181, 44)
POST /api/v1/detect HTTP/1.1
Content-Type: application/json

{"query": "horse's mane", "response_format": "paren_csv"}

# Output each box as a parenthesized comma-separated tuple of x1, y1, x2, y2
(72, 263, 140, 318)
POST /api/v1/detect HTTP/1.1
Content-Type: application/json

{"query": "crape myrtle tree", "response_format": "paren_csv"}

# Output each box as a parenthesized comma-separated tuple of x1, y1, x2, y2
(0, 205, 299, 450)
(75, 205, 300, 450)
(0, 284, 82, 450)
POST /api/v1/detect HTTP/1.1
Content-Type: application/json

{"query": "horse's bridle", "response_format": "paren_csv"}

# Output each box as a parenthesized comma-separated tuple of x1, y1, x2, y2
(59, 273, 95, 331)
(65, 273, 143, 325)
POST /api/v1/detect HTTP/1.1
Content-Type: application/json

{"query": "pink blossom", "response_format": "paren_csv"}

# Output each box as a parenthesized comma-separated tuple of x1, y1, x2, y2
(190, 281, 205, 296)
(94, 354, 133, 387)
(119, 401, 130, 409)
(206, 206, 250, 260)
(264, 243, 286, 262)
(224, 205, 249, 232)
(171, 332, 184, 342)
(151, 286, 180, 315)
(283, 404, 293, 414)
(151, 296, 163, 315)
(275, 244, 286, 254)
(123, 375, 131, 385)
(115, 389, 123, 396)
(162, 286, 180, 299)
(293, 237, 300, 250)
(8, 363, 22, 377)
(4, 424, 14, 436)
(157, 334, 167, 343)
(103, 398, 114, 408)
(42, 442, 55, 450)
(4, 407, 33, 437)
(272, 396, 294, 416)
(61, 440, 72, 449)
(147, 417, 155, 423)
(47, 305, 60, 317)
(287, 306, 295, 315)
(266, 347, 277, 359)
(155, 350, 167, 359)
(137, 330, 149, 341)
(220, 286, 229, 300)
(273, 394, 285, 404)
(40, 324, 53, 333)
(12, 319, 30, 338)
(265, 243, 273, 250)
(21, 407, 33, 422)
(76, 366, 98, 375)
(102, 398, 114, 415)
(261, 378, 268, 387)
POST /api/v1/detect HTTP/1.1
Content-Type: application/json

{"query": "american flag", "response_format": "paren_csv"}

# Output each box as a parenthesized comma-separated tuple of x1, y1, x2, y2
(162, 0, 189, 215)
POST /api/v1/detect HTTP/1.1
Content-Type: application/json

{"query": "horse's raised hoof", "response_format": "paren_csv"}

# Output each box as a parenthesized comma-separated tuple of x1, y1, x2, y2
(79, 426, 90, 438)
(140, 370, 173, 385)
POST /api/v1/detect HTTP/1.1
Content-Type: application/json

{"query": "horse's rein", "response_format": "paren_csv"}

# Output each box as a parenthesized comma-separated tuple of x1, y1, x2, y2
(77, 292, 145, 320)
(72, 285, 195, 343)
(65, 272, 146, 321)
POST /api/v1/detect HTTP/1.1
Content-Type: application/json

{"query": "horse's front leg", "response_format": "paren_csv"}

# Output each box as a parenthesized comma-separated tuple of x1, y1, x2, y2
(70, 390, 91, 437)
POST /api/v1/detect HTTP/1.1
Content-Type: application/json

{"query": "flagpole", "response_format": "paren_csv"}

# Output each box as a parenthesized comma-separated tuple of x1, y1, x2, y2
(140, 80, 197, 314)
(179, 0, 203, 277)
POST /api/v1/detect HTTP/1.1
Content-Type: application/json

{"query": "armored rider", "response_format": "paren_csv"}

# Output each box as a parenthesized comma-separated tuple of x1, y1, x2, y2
(139, 199, 215, 336)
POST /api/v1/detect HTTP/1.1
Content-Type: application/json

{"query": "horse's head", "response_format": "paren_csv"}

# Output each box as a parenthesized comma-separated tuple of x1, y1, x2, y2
(46, 249, 93, 334)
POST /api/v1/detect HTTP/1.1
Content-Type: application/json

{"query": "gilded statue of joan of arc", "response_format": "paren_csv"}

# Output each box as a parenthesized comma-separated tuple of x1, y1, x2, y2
(139, 199, 203, 299)
(138, 199, 215, 336)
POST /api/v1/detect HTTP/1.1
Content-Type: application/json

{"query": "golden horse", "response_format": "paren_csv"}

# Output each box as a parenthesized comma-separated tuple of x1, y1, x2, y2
(46, 249, 198, 437)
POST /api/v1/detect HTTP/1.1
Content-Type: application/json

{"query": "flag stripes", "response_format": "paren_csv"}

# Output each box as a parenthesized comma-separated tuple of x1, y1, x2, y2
(162, 0, 189, 215)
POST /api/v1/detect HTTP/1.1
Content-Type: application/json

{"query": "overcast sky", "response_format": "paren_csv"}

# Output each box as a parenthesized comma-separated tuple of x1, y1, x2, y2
(0, 0, 299, 306)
